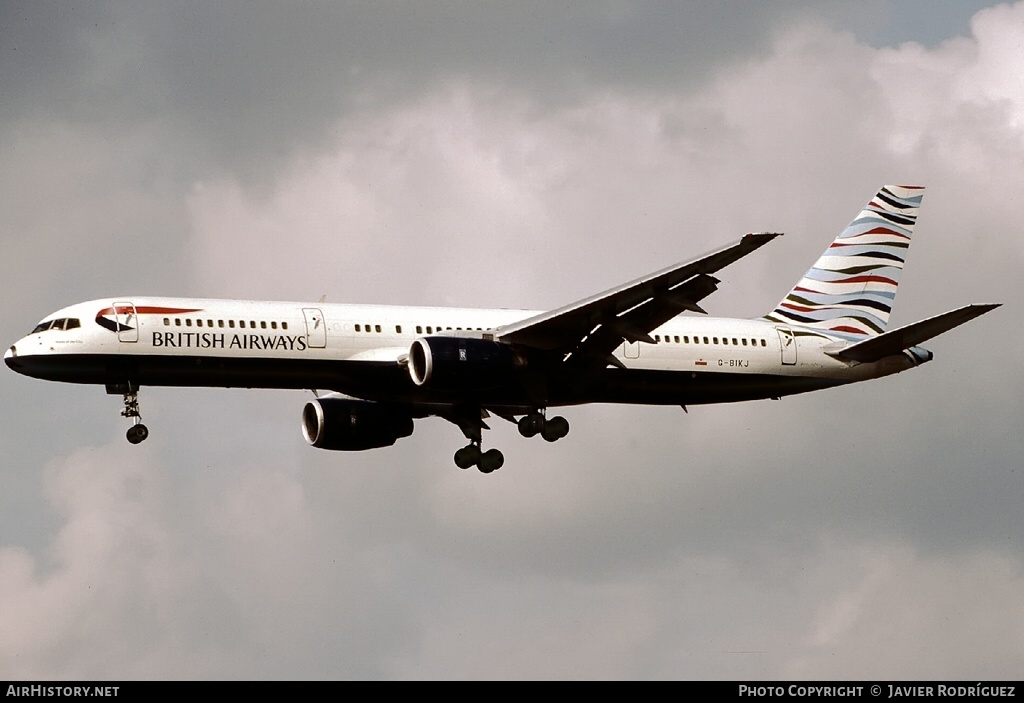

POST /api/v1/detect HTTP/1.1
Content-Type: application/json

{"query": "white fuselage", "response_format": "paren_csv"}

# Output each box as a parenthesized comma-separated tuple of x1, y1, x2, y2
(5, 296, 921, 412)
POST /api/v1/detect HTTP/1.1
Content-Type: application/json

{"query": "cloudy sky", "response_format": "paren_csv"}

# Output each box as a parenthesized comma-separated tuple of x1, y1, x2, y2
(1, 1, 1021, 680)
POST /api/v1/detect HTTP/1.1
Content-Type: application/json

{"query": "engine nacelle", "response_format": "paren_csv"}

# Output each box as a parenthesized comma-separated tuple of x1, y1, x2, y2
(408, 336, 520, 390)
(302, 395, 414, 451)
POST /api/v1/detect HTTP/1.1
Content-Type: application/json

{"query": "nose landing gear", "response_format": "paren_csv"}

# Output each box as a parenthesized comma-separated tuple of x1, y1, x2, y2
(117, 386, 149, 444)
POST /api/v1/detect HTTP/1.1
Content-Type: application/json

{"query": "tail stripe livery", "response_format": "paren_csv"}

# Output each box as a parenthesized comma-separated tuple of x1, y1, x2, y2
(764, 185, 924, 337)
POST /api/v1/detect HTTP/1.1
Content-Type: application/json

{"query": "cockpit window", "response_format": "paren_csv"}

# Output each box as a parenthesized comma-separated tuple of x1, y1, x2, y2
(29, 318, 80, 334)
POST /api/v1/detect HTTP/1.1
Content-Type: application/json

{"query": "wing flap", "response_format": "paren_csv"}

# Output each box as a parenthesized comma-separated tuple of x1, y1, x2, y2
(826, 304, 1000, 362)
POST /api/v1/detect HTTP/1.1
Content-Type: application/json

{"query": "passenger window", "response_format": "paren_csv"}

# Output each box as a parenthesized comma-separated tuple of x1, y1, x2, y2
(196, 319, 203, 327)
(250, 321, 256, 328)
(742, 339, 748, 346)
(396, 325, 402, 334)
(164, 318, 170, 326)
(229, 320, 236, 328)
(282, 322, 288, 330)
(761, 339, 766, 347)
(375, 325, 381, 333)
(219, 320, 225, 328)
(261, 321, 267, 329)
(355, 324, 361, 332)
(186, 319, 193, 327)
(271, 321, 277, 329)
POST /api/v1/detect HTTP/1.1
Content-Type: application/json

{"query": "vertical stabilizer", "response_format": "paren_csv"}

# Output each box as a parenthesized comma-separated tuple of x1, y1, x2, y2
(763, 185, 924, 337)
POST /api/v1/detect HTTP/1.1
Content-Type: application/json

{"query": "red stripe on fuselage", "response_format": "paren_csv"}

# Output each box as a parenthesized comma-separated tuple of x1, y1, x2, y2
(97, 306, 204, 317)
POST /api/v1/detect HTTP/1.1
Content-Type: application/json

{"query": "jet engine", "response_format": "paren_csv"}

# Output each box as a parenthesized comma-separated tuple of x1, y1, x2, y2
(302, 395, 414, 451)
(407, 336, 521, 390)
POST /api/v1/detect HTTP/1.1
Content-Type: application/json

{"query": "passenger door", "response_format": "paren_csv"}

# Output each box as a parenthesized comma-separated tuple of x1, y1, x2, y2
(303, 308, 327, 348)
(776, 326, 796, 365)
(114, 302, 138, 343)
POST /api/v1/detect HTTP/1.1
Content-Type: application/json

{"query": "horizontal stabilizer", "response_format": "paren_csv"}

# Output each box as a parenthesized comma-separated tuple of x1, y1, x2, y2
(827, 304, 1000, 362)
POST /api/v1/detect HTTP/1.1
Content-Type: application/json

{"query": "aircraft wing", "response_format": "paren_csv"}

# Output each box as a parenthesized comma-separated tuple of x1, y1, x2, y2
(496, 233, 782, 358)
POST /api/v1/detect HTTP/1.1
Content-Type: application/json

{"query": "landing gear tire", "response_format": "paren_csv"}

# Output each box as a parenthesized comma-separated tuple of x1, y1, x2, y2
(518, 413, 544, 438)
(453, 444, 503, 472)
(541, 415, 570, 442)
(126, 424, 149, 444)
(477, 448, 504, 473)
(454, 444, 481, 469)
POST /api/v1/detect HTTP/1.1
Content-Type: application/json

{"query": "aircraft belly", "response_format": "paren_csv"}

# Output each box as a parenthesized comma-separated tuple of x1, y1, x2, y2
(570, 368, 845, 405)
(12, 351, 845, 407)
(6, 352, 406, 391)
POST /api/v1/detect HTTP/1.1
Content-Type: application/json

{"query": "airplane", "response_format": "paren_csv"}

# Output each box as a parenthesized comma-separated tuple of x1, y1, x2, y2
(5, 185, 999, 473)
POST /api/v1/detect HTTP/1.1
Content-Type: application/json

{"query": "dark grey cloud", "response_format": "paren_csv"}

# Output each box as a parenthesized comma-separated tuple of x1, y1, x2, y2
(7, 1, 984, 181)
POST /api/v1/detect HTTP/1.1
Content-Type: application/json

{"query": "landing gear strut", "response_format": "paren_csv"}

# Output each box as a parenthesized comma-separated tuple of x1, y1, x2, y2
(120, 388, 149, 444)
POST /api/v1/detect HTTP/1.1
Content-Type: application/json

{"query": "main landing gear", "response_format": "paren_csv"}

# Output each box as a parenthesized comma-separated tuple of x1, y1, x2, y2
(516, 411, 570, 442)
(451, 417, 503, 473)
(447, 408, 570, 473)
(447, 408, 505, 473)
(454, 443, 505, 473)
(120, 387, 149, 444)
